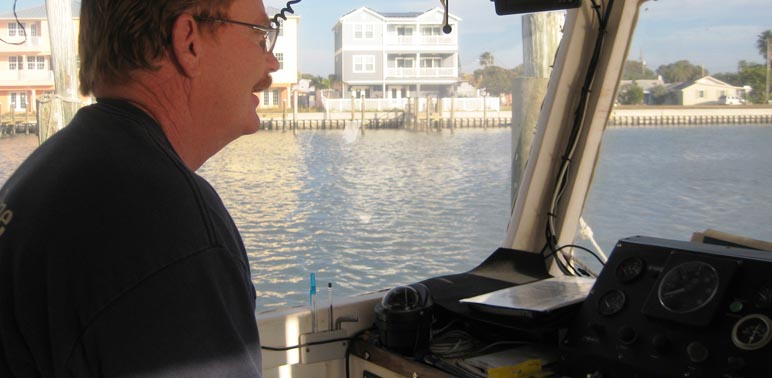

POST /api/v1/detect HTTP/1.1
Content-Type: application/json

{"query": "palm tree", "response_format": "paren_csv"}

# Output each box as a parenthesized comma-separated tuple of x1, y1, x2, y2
(479, 52, 495, 68)
(757, 30, 771, 103)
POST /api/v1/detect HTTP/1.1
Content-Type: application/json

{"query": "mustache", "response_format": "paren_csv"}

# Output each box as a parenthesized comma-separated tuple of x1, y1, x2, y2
(253, 75, 273, 92)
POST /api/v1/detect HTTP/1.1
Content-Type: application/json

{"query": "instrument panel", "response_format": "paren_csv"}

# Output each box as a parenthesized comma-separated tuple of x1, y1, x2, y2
(560, 236, 772, 378)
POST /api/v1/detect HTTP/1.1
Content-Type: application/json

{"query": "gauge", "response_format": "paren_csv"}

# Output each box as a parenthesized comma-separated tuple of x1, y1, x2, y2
(616, 256, 646, 283)
(657, 261, 719, 314)
(598, 289, 626, 316)
(731, 314, 772, 351)
(753, 282, 772, 309)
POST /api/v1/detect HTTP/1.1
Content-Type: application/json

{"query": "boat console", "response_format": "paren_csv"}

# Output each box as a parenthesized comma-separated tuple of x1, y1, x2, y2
(354, 236, 772, 378)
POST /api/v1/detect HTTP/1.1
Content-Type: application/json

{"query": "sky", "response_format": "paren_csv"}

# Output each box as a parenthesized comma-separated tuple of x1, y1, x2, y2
(2, 0, 770, 77)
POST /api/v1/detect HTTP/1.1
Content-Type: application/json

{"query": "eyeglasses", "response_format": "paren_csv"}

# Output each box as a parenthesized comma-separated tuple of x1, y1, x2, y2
(195, 16, 279, 53)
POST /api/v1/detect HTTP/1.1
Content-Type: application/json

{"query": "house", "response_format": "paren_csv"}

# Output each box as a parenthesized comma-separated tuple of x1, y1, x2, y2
(619, 76, 666, 104)
(333, 7, 461, 100)
(0, 3, 298, 113)
(258, 7, 299, 109)
(0, 1, 80, 115)
(669, 75, 746, 105)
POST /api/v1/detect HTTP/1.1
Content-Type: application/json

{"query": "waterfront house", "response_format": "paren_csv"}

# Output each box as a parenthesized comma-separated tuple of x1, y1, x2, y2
(0, 1, 80, 115)
(619, 76, 666, 105)
(333, 7, 461, 100)
(669, 75, 746, 105)
(0, 3, 299, 113)
(258, 7, 299, 109)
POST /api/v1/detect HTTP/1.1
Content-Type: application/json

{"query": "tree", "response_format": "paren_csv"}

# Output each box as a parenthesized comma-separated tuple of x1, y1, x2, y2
(656, 60, 704, 83)
(300, 73, 331, 90)
(756, 30, 772, 60)
(622, 60, 657, 81)
(479, 52, 495, 68)
(716, 61, 767, 104)
(757, 30, 771, 103)
(649, 84, 670, 105)
(473, 66, 519, 96)
(617, 82, 644, 105)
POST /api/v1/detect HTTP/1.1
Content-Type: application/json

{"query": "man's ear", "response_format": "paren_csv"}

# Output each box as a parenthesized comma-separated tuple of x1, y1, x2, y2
(170, 14, 202, 77)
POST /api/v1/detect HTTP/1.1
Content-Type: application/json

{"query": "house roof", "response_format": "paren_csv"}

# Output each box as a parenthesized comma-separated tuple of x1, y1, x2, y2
(619, 78, 665, 91)
(0, 1, 81, 19)
(669, 75, 744, 92)
(336, 6, 460, 25)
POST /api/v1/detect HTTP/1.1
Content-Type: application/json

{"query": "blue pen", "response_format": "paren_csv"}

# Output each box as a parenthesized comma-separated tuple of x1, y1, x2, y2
(310, 273, 317, 333)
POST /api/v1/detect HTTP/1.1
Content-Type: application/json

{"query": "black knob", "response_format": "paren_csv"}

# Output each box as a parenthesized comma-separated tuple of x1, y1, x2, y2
(686, 341, 709, 363)
(617, 325, 637, 345)
(652, 334, 671, 355)
(727, 356, 746, 371)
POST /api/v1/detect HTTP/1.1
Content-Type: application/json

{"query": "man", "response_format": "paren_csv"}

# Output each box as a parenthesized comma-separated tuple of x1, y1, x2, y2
(0, 0, 279, 376)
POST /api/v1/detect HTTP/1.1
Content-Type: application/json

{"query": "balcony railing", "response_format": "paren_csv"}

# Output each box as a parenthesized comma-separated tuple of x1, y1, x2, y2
(0, 36, 48, 52)
(384, 35, 455, 45)
(0, 69, 54, 84)
(386, 67, 455, 78)
(321, 96, 500, 113)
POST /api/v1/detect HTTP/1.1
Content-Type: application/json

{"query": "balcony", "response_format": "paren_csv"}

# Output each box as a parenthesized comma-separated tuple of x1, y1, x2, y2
(0, 36, 50, 53)
(384, 35, 455, 46)
(386, 67, 456, 79)
(0, 69, 54, 86)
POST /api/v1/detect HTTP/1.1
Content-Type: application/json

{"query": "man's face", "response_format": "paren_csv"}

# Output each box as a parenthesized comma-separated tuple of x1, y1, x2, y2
(200, 0, 279, 138)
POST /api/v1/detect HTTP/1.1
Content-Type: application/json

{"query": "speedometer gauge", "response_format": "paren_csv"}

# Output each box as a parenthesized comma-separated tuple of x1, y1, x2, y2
(657, 261, 719, 314)
(731, 314, 772, 351)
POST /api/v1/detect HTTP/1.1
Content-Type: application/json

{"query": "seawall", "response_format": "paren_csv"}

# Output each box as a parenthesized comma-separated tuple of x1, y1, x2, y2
(609, 105, 772, 126)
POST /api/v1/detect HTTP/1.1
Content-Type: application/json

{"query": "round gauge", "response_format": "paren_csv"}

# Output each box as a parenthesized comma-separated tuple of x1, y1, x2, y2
(616, 257, 646, 283)
(657, 261, 719, 314)
(731, 314, 772, 351)
(598, 289, 626, 316)
(753, 282, 772, 309)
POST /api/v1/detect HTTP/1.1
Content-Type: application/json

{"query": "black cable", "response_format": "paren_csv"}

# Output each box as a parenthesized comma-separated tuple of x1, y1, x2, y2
(544, 0, 614, 275)
(555, 244, 606, 267)
(271, 0, 301, 29)
(0, 0, 28, 46)
(261, 336, 351, 352)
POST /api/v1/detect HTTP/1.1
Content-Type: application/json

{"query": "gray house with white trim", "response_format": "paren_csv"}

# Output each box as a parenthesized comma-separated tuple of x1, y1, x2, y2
(333, 7, 461, 99)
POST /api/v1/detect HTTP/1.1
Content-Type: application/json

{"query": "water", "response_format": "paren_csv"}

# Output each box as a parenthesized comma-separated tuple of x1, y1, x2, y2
(2, 125, 771, 312)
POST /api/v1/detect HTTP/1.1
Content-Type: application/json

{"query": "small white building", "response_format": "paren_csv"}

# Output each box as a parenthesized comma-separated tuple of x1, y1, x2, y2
(669, 76, 746, 106)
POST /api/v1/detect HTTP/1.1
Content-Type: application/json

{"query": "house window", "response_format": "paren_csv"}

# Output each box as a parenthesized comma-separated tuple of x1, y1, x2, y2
(8, 22, 25, 37)
(422, 26, 441, 36)
(697, 90, 705, 98)
(277, 19, 284, 36)
(275, 52, 284, 70)
(29, 23, 38, 37)
(27, 56, 45, 70)
(353, 55, 375, 73)
(396, 58, 414, 68)
(396, 26, 413, 36)
(10, 92, 27, 110)
(421, 58, 442, 68)
(9, 56, 23, 70)
(353, 24, 374, 39)
(271, 90, 280, 106)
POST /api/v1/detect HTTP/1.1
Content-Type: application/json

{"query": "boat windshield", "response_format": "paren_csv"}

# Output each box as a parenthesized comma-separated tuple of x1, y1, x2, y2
(571, 0, 772, 275)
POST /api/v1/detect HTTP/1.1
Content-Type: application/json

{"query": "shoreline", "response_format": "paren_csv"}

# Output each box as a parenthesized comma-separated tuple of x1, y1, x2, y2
(608, 105, 772, 126)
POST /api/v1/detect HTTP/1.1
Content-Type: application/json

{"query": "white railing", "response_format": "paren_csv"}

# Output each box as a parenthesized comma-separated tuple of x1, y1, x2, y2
(0, 69, 53, 84)
(322, 96, 408, 112)
(0, 36, 47, 52)
(322, 96, 500, 113)
(384, 35, 455, 45)
(385, 67, 454, 78)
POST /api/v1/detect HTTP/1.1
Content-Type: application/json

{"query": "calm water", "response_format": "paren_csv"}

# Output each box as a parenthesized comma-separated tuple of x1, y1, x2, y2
(2, 125, 771, 312)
